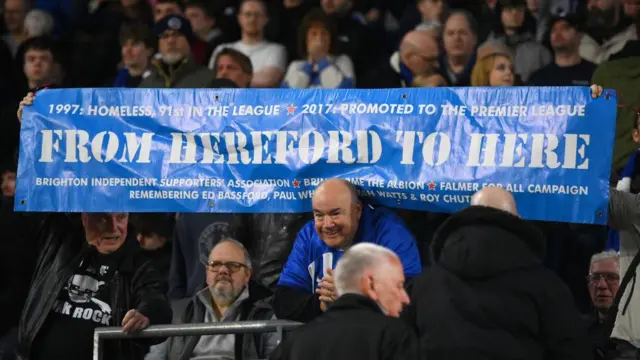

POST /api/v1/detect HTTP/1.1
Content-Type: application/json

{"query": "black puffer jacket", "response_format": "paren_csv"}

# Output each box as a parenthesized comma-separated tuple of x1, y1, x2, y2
(406, 206, 592, 360)
(17, 214, 172, 360)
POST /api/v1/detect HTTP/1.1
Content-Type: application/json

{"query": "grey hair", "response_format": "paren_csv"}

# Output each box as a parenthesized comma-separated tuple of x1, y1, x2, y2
(334, 243, 398, 296)
(24, 10, 54, 37)
(590, 250, 620, 272)
(211, 238, 252, 268)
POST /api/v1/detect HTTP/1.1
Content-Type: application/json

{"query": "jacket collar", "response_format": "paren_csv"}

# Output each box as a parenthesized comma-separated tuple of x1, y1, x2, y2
(328, 293, 384, 314)
(430, 206, 545, 262)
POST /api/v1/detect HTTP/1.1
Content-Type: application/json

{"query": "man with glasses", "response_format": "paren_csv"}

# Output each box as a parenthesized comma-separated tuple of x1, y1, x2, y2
(161, 237, 280, 359)
(584, 250, 620, 360)
(139, 14, 215, 88)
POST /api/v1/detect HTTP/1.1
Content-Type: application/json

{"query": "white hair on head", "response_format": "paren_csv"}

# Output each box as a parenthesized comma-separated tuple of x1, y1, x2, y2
(590, 250, 620, 272)
(334, 243, 398, 296)
(212, 238, 252, 268)
(24, 10, 54, 37)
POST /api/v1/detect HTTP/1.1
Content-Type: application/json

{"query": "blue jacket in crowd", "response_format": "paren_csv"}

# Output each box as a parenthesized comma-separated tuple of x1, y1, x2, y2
(278, 205, 422, 293)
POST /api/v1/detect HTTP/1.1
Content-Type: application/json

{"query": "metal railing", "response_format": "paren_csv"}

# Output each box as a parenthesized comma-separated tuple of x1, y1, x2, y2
(93, 320, 302, 360)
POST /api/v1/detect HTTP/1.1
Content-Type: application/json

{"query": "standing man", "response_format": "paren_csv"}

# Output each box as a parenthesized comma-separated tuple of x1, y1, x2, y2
(270, 243, 420, 360)
(407, 187, 591, 360)
(273, 178, 422, 322)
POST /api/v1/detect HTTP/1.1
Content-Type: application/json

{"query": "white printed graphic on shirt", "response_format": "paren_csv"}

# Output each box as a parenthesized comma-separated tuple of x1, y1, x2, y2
(51, 271, 113, 325)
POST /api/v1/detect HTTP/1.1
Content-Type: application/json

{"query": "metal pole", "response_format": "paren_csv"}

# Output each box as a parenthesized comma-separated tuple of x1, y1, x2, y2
(93, 320, 301, 359)
(93, 330, 103, 360)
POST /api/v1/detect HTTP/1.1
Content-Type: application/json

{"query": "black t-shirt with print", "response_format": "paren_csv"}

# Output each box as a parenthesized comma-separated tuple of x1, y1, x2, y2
(31, 248, 125, 360)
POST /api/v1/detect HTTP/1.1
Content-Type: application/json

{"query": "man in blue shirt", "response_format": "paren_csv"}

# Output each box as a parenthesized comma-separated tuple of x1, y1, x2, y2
(273, 178, 422, 322)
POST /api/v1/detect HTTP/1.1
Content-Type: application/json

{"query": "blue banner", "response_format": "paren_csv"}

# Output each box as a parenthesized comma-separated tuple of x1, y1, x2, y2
(15, 87, 616, 224)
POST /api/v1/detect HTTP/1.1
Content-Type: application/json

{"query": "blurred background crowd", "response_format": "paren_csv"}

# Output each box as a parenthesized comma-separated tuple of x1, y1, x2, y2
(0, 0, 640, 358)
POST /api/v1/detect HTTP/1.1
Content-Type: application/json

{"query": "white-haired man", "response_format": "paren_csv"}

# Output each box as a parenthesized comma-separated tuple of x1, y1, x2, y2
(270, 243, 420, 360)
(585, 250, 620, 360)
(161, 237, 280, 360)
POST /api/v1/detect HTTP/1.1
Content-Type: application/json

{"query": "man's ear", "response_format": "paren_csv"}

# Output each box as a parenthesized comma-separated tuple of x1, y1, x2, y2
(245, 268, 253, 285)
(355, 200, 363, 220)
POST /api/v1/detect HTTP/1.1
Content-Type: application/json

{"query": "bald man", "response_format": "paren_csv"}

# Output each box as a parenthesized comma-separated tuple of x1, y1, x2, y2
(273, 178, 421, 323)
(405, 187, 591, 360)
(362, 29, 442, 88)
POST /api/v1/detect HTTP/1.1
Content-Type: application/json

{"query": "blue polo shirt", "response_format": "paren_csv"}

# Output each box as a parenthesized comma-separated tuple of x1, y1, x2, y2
(277, 205, 422, 293)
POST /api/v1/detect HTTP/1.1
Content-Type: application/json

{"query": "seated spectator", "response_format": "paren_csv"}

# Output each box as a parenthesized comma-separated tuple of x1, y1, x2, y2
(471, 46, 515, 86)
(528, 13, 597, 86)
(270, 243, 420, 360)
(129, 213, 175, 284)
(282, 9, 355, 89)
(2, 0, 29, 57)
(153, 0, 184, 23)
(152, 0, 211, 65)
(273, 178, 422, 323)
(208, 0, 287, 88)
(397, 0, 445, 44)
(319, 0, 377, 80)
(0, 164, 16, 197)
(169, 218, 248, 300)
(113, 22, 155, 87)
(212, 47, 253, 88)
(362, 29, 440, 88)
(139, 15, 215, 88)
(484, 0, 551, 82)
(185, 0, 228, 55)
(407, 187, 591, 360)
(1, 36, 60, 164)
(591, 13, 640, 171)
(163, 238, 279, 359)
(23, 10, 54, 38)
(438, 10, 478, 86)
(263, 0, 315, 60)
(583, 250, 620, 360)
(17, 213, 172, 360)
(581, 0, 637, 64)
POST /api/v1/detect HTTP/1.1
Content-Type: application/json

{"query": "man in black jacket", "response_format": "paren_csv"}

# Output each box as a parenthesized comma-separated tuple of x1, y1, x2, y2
(270, 242, 420, 360)
(406, 187, 592, 360)
(17, 212, 172, 360)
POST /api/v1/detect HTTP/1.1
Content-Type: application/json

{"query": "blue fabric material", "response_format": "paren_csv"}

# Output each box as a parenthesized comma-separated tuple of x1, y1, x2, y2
(277, 205, 422, 293)
(399, 61, 413, 86)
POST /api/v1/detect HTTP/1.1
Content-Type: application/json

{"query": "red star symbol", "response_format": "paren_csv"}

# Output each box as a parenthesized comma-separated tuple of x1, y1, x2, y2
(293, 179, 301, 188)
(286, 104, 297, 115)
(428, 182, 436, 190)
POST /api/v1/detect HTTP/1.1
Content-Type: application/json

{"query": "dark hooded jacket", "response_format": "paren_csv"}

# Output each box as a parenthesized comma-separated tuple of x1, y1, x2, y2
(405, 206, 592, 360)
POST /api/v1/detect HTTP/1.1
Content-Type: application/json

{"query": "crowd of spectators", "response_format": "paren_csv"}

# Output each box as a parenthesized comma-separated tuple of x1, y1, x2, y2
(1, 0, 640, 359)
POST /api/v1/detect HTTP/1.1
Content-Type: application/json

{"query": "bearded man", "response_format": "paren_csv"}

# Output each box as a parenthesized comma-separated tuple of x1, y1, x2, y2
(163, 236, 280, 360)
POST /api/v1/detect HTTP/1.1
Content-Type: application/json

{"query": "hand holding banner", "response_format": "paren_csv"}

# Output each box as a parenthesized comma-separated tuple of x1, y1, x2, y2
(15, 87, 616, 224)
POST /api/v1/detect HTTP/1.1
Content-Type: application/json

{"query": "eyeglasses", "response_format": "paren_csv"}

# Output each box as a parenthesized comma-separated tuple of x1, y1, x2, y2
(206, 261, 247, 273)
(586, 273, 620, 285)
